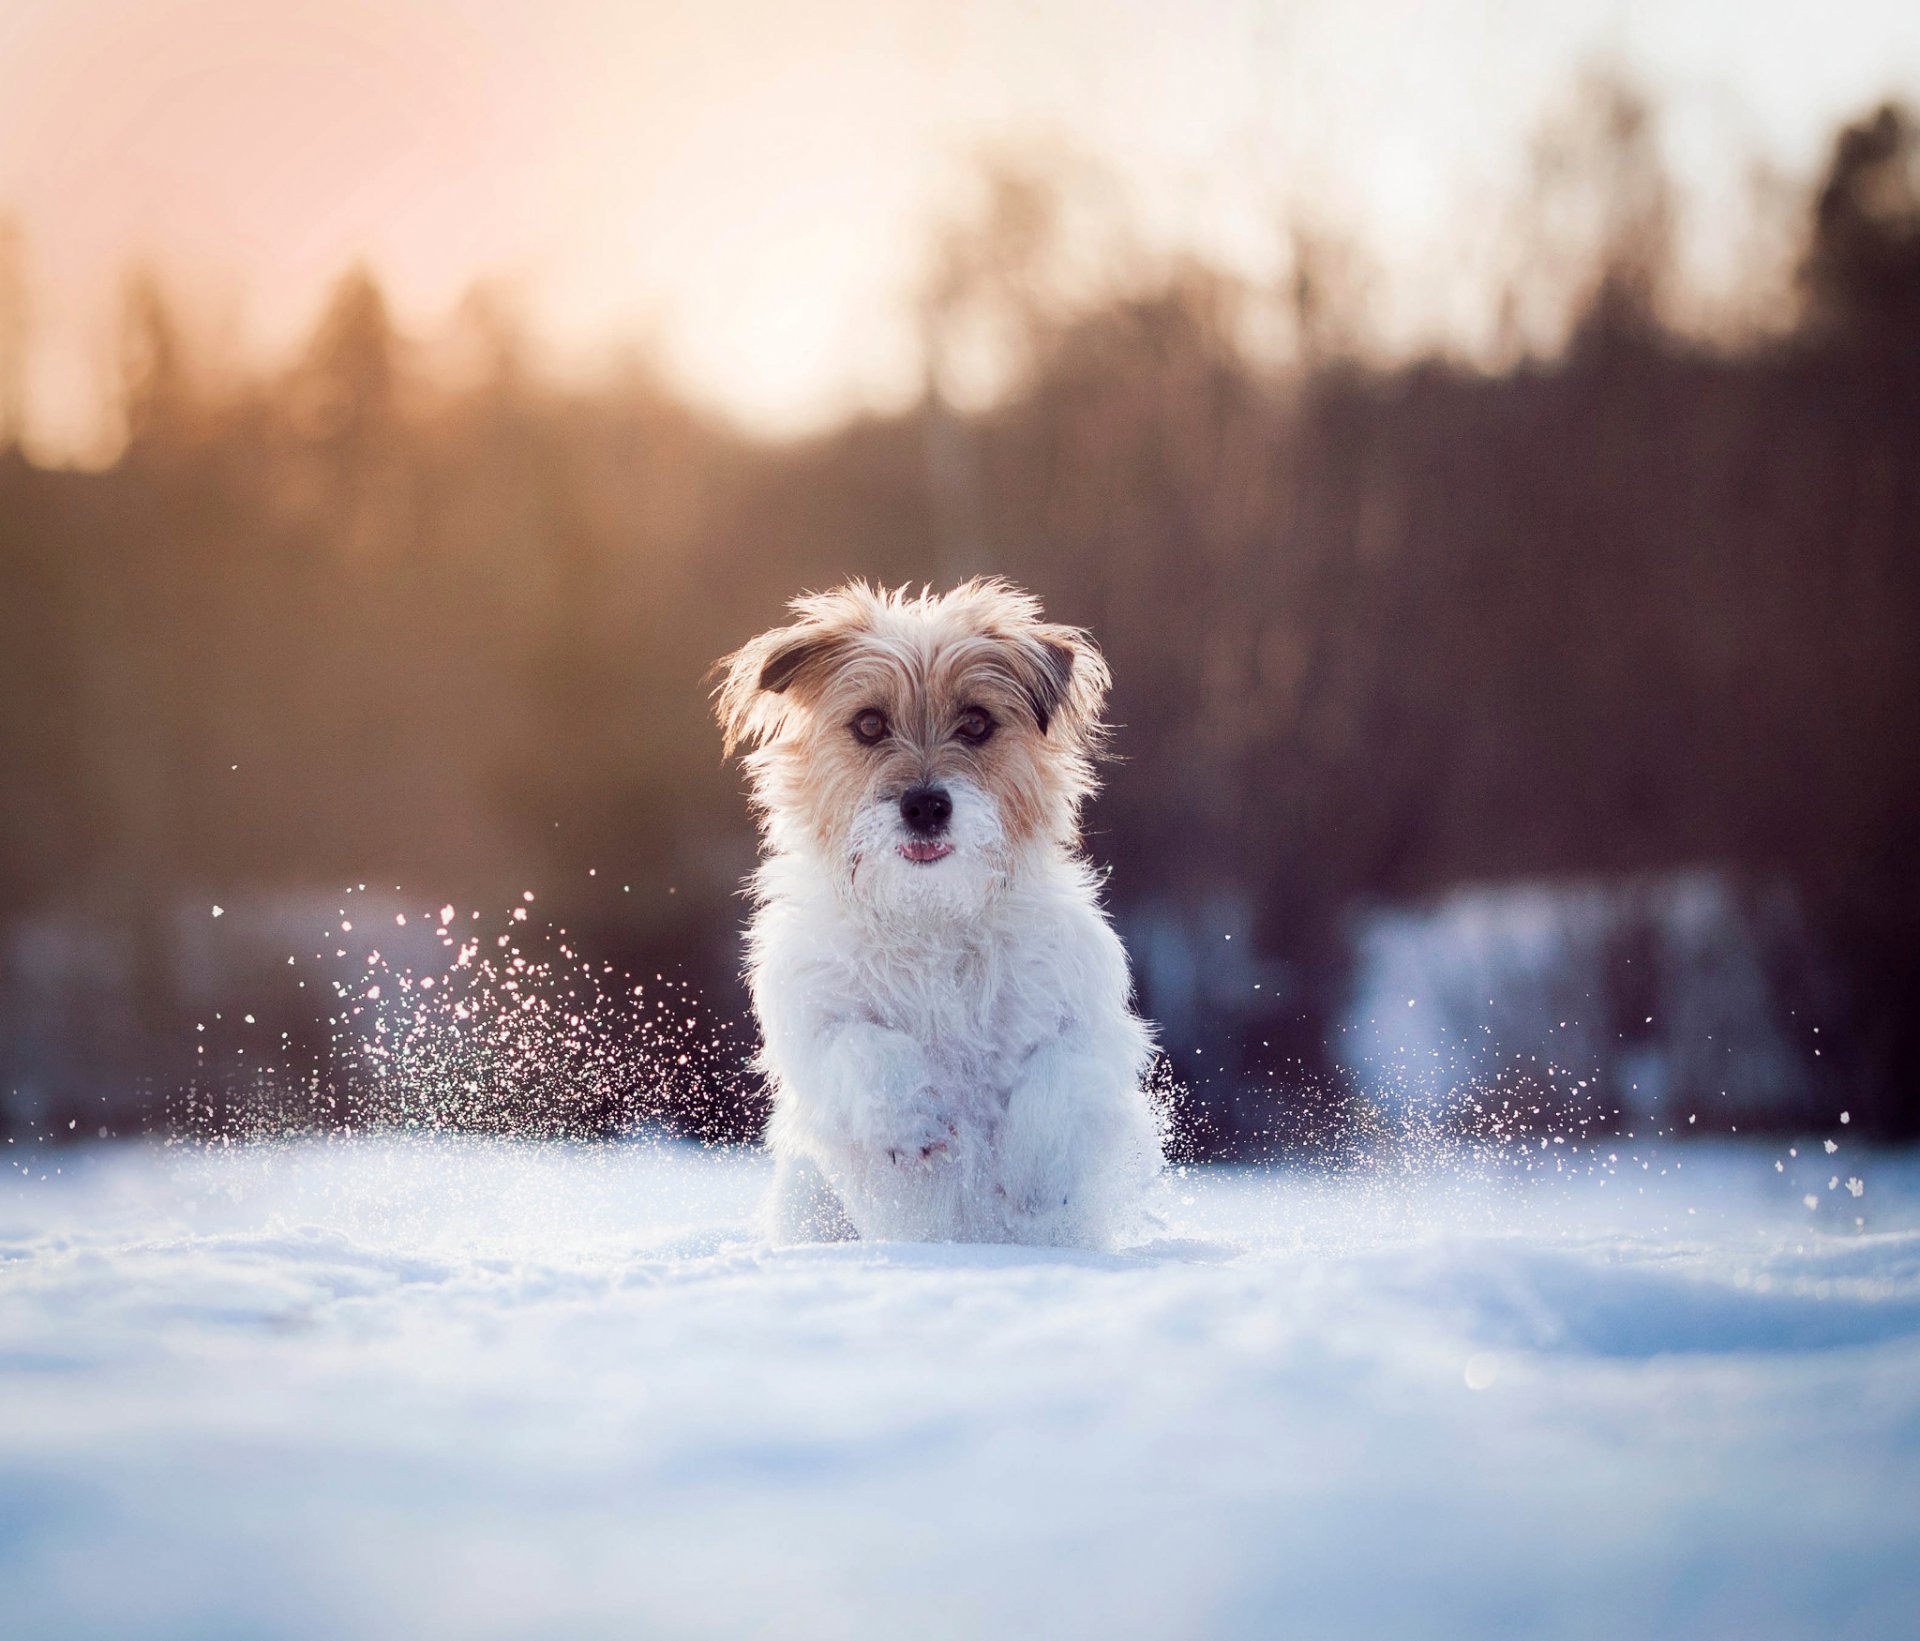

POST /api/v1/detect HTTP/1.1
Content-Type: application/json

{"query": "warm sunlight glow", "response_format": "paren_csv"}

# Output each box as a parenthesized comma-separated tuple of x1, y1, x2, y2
(3, 0, 1919, 459)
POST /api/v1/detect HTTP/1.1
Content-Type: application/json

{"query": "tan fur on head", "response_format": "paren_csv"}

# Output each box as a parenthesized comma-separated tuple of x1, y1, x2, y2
(714, 579, 1110, 862)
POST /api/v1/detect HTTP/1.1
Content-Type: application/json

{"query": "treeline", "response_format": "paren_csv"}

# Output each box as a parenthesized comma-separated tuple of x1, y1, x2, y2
(2, 91, 1916, 1145)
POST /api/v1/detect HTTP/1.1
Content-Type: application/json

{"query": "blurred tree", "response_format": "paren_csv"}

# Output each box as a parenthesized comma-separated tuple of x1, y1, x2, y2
(295, 264, 398, 444)
(1502, 70, 1676, 358)
(918, 159, 1077, 581)
(1288, 223, 1376, 368)
(1802, 101, 1920, 343)
(119, 269, 196, 454)
(0, 215, 26, 450)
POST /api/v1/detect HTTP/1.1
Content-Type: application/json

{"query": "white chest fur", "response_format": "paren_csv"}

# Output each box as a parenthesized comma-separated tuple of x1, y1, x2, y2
(746, 847, 1159, 1246)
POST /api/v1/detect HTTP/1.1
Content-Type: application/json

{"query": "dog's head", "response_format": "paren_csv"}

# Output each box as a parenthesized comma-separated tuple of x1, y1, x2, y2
(715, 579, 1109, 912)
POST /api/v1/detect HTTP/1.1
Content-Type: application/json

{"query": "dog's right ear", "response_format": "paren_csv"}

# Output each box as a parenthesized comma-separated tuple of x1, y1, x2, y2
(712, 623, 846, 757)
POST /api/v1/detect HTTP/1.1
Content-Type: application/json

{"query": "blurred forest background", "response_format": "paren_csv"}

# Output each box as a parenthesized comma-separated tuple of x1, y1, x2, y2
(1, 73, 1916, 1153)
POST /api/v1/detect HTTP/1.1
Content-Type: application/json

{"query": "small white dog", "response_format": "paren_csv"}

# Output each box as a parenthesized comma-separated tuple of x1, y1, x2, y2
(715, 579, 1162, 1247)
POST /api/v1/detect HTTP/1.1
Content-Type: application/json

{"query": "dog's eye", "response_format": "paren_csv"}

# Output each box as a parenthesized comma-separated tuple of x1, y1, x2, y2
(851, 708, 890, 745)
(955, 707, 995, 744)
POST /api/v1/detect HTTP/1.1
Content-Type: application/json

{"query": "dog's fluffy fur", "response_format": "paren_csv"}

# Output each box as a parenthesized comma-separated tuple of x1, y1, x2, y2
(715, 579, 1162, 1247)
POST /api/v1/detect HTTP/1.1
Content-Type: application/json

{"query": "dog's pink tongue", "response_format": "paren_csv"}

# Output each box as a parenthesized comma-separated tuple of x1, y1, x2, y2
(899, 840, 954, 864)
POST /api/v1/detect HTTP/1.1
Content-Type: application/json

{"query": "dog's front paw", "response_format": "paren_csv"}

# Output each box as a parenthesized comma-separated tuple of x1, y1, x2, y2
(993, 1163, 1071, 1221)
(880, 1106, 957, 1167)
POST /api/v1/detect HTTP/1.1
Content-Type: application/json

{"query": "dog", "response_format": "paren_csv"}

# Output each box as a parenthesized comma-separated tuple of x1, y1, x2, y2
(715, 578, 1162, 1247)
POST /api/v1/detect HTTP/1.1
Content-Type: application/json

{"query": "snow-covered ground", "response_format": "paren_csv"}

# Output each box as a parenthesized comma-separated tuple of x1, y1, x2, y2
(3, 1135, 1917, 1640)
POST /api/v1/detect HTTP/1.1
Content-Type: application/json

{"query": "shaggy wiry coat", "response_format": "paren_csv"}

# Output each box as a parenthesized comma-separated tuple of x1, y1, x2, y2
(715, 580, 1162, 1246)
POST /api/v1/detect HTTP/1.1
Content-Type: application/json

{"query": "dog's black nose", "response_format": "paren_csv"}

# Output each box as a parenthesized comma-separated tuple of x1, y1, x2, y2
(900, 785, 953, 837)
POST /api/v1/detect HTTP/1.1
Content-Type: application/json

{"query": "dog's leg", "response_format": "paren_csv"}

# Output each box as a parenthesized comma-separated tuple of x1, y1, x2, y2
(996, 1028, 1157, 1246)
(761, 1019, 960, 1241)
(766, 1018, 955, 1167)
(766, 1151, 857, 1245)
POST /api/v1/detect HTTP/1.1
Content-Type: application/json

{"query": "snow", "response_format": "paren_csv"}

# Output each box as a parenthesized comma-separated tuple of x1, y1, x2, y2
(1345, 873, 1813, 1124)
(3, 1138, 1918, 1639)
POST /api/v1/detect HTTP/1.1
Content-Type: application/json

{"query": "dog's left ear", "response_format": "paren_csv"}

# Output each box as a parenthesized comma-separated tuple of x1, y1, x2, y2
(1008, 624, 1110, 741)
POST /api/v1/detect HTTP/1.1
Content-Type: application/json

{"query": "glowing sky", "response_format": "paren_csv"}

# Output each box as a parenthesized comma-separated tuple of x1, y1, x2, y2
(3, 0, 1918, 459)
